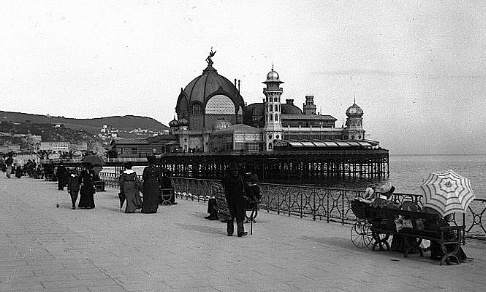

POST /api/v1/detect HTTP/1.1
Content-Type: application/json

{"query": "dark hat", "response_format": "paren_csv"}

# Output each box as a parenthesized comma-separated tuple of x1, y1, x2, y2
(124, 162, 133, 169)
(146, 156, 157, 164)
(228, 163, 239, 171)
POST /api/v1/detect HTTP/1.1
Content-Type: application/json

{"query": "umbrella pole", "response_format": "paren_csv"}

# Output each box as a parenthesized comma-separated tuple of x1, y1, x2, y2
(250, 206, 255, 235)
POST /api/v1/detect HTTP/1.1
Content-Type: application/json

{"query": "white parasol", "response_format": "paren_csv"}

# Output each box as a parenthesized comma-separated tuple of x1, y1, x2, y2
(419, 169, 475, 217)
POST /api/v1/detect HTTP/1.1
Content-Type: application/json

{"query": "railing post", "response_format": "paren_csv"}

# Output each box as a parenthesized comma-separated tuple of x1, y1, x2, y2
(342, 190, 345, 225)
(312, 189, 316, 221)
(288, 189, 291, 217)
(300, 189, 303, 218)
(326, 190, 330, 223)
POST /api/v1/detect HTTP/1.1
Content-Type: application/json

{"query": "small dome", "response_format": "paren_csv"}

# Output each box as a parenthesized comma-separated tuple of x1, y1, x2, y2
(282, 103, 303, 115)
(178, 118, 189, 126)
(169, 119, 179, 127)
(266, 69, 279, 81)
(346, 103, 364, 117)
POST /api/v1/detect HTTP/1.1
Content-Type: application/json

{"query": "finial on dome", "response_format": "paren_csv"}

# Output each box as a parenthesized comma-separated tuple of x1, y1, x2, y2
(206, 47, 216, 67)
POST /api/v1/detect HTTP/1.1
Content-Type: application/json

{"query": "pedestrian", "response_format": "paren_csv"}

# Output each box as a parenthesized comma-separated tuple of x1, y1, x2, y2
(5, 155, 13, 178)
(119, 162, 142, 213)
(364, 184, 375, 200)
(67, 168, 80, 209)
(222, 163, 248, 237)
(56, 163, 68, 190)
(14, 163, 22, 178)
(78, 163, 96, 209)
(141, 156, 163, 214)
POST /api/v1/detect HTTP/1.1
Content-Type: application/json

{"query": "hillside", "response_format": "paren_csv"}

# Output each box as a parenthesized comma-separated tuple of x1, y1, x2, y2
(0, 111, 168, 135)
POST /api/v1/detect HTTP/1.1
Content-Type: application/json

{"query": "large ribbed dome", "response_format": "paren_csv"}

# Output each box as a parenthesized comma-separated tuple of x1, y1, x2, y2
(175, 51, 245, 131)
(178, 66, 244, 110)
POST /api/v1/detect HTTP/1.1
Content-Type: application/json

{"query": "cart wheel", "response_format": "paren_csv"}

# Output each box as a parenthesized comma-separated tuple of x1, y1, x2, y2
(351, 221, 372, 248)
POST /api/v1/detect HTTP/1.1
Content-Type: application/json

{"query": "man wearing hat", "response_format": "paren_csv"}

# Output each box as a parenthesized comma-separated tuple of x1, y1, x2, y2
(222, 163, 247, 237)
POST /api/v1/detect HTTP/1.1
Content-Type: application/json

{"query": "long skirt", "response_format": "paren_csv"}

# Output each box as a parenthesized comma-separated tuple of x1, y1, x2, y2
(141, 180, 159, 213)
(125, 190, 142, 213)
(78, 186, 95, 209)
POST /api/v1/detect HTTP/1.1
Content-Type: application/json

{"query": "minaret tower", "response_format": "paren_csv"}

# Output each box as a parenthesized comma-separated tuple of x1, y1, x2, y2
(343, 97, 365, 140)
(263, 66, 283, 151)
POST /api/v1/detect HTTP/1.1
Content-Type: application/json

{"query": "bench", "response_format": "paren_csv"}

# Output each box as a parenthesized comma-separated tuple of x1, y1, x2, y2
(94, 180, 105, 192)
(159, 188, 174, 205)
(366, 206, 465, 265)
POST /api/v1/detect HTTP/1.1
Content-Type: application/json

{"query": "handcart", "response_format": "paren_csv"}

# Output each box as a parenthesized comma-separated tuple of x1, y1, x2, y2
(350, 199, 391, 250)
(350, 199, 373, 248)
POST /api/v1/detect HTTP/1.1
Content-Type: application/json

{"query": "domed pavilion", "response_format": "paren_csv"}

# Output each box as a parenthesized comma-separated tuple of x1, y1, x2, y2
(167, 50, 378, 153)
(175, 48, 245, 132)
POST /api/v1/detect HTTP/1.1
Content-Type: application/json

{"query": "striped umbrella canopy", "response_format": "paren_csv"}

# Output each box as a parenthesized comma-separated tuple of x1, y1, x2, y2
(420, 170, 475, 217)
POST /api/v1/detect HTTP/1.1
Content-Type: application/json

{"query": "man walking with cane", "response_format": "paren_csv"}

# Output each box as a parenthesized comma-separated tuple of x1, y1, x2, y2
(222, 163, 247, 237)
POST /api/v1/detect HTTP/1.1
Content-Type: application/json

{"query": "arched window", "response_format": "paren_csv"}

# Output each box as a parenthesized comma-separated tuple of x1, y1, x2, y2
(268, 143, 273, 149)
(269, 114, 273, 121)
(192, 104, 202, 115)
(275, 113, 278, 121)
(206, 95, 234, 114)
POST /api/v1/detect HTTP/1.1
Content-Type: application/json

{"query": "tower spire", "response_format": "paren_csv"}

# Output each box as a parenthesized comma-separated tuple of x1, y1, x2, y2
(263, 66, 283, 151)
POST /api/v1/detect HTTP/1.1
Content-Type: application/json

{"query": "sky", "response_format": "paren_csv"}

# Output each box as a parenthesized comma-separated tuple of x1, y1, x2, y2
(1, 0, 485, 155)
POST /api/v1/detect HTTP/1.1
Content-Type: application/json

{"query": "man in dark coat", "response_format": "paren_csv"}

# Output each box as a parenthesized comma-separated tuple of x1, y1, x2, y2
(222, 163, 247, 237)
(56, 164, 68, 190)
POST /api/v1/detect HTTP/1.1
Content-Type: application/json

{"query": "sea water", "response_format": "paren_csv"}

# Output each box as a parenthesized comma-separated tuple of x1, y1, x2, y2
(388, 154, 485, 199)
(101, 154, 486, 198)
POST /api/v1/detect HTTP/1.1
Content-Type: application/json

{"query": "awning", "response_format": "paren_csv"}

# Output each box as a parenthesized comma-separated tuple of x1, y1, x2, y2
(283, 140, 374, 149)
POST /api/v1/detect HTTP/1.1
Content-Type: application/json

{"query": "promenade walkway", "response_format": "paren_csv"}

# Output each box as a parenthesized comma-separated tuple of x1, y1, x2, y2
(0, 176, 485, 292)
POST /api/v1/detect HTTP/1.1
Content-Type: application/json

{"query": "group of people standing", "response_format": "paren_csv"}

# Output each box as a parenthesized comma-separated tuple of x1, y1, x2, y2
(62, 163, 97, 210)
(1, 154, 23, 178)
(118, 156, 176, 214)
(56, 156, 257, 239)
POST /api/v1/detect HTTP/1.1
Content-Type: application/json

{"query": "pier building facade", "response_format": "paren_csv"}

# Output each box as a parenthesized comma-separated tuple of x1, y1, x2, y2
(166, 51, 378, 154)
(110, 50, 388, 180)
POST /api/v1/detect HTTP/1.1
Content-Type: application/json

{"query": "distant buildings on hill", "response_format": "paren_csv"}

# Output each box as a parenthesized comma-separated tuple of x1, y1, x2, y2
(111, 50, 380, 158)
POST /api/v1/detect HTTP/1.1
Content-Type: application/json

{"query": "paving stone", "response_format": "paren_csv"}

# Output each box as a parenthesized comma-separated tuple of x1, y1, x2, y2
(0, 176, 485, 292)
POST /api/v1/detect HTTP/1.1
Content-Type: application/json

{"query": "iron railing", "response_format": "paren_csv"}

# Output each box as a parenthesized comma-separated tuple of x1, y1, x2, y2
(98, 173, 486, 240)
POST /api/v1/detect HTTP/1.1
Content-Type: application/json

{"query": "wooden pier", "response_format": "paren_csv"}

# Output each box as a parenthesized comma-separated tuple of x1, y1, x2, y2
(152, 149, 389, 182)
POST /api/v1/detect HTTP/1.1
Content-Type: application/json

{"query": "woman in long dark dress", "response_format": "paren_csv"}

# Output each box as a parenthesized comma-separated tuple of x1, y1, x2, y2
(119, 162, 142, 213)
(141, 156, 163, 214)
(78, 163, 96, 209)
